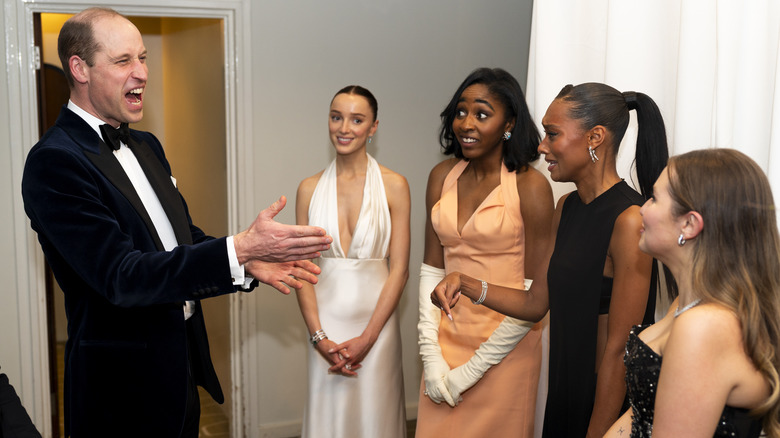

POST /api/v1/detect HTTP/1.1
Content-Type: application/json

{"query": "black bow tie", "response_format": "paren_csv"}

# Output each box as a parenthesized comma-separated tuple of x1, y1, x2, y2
(100, 123, 130, 151)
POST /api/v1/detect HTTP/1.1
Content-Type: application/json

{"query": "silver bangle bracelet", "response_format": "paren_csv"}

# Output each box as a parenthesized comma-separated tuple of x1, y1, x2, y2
(310, 329, 328, 345)
(471, 280, 488, 305)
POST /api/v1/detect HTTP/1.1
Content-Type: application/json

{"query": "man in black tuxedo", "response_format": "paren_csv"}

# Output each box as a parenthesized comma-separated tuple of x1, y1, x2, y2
(21, 7, 331, 437)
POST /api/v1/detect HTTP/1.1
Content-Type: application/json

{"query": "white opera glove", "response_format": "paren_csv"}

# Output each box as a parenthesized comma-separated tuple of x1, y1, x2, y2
(418, 263, 455, 407)
(445, 279, 535, 405)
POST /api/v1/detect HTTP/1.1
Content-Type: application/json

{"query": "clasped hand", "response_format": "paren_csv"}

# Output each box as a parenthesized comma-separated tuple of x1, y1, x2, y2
(313, 335, 375, 377)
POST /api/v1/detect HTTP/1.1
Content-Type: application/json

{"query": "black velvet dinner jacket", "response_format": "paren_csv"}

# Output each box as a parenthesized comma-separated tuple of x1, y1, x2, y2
(21, 106, 240, 437)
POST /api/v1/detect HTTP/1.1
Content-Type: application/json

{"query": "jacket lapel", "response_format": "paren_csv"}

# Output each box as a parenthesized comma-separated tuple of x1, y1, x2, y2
(83, 139, 166, 251)
(128, 136, 193, 245)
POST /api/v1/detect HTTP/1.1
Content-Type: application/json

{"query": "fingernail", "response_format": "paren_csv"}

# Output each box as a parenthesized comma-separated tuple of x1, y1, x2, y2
(447, 313, 453, 321)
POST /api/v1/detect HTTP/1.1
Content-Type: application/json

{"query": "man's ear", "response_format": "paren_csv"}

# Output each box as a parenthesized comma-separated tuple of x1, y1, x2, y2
(69, 55, 89, 84)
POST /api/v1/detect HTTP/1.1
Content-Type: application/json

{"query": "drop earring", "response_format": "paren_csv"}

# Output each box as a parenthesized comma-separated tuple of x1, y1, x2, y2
(368, 136, 372, 144)
(588, 146, 599, 163)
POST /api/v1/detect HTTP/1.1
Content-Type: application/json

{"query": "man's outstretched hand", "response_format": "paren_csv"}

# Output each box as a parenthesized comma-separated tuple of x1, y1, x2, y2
(245, 259, 321, 293)
(233, 196, 332, 264)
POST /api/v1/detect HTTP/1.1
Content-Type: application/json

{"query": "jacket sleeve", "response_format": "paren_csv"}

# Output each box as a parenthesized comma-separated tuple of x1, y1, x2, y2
(22, 137, 238, 308)
(0, 373, 42, 438)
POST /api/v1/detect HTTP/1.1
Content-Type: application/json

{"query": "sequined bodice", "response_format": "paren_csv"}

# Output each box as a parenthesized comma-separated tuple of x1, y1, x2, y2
(625, 326, 763, 437)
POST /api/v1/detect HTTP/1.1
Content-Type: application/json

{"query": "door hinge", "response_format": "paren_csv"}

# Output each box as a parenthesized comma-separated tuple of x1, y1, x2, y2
(33, 45, 41, 70)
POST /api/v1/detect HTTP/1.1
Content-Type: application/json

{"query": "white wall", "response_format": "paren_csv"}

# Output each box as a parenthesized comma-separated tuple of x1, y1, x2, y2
(0, 0, 535, 435)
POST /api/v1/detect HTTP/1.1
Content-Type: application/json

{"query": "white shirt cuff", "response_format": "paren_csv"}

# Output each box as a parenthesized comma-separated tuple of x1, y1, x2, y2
(227, 235, 254, 288)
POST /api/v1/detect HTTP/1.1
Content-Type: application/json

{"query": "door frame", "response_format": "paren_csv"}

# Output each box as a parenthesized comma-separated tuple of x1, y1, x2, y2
(4, 0, 255, 436)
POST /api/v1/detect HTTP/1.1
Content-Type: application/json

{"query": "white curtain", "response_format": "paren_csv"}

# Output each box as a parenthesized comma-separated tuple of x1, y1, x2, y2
(527, 0, 780, 200)
(526, 2, 780, 435)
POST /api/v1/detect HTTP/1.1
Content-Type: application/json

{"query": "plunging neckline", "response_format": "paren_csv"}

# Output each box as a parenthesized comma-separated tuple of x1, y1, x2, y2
(454, 162, 503, 236)
(333, 175, 367, 258)
(455, 183, 501, 236)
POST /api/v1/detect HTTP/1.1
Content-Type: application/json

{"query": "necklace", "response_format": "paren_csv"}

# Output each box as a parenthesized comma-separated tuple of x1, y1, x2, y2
(674, 298, 702, 317)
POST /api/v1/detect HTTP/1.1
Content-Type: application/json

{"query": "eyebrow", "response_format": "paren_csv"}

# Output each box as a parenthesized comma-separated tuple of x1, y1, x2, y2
(107, 49, 147, 63)
(457, 97, 495, 111)
(330, 110, 367, 118)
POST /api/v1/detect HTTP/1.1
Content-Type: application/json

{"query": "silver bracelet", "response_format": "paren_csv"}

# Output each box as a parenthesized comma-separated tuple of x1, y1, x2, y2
(310, 329, 327, 345)
(471, 280, 488, 305)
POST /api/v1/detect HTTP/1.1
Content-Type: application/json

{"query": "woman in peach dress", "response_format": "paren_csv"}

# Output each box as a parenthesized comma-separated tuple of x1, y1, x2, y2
(416, 68, 554, 437)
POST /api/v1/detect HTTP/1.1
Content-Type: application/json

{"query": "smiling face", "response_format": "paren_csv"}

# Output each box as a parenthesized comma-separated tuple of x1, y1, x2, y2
(328, 93, 378, 156)
(639, 167, 684, 261)
(452, 84, 513, 161)
(538, 98, 592, 183)
(77, 14, 147, 127)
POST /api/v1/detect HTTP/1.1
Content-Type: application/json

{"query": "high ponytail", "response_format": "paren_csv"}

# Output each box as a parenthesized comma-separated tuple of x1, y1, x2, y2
(556, 83, 669, 199)
(627, 91, 669, 199)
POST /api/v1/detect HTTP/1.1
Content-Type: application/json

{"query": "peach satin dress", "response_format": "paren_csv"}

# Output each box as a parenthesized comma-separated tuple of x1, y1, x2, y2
(416, 160, 542, 437)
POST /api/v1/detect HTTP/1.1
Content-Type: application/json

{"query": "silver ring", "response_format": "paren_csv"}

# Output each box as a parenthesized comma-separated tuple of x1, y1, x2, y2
(345, 364, 352, 370)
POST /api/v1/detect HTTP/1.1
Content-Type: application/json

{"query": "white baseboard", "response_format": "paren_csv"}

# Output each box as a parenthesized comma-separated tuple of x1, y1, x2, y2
(257, 419, 302, 438)
(256, 402, 418, 437)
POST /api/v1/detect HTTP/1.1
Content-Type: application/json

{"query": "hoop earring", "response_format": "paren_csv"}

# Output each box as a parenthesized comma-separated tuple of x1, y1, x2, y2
(588, 146, 599, 163)
(677, 233, 686, 246)
(503, 132, 511, 141)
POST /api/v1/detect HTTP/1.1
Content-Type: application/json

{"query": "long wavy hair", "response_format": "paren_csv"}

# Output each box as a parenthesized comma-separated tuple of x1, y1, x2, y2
(439, 68, 540, 172)
(668, 148, 780, 436)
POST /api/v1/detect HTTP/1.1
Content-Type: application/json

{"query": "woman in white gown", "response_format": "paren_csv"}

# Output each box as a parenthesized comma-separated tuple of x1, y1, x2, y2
(295, 85, 411, 438)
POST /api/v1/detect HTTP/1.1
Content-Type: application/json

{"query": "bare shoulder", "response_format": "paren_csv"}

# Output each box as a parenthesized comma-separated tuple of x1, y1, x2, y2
(666, 303, 748, 370)
(378, 164, 410, 193)
(670, 303, 750, 367)
(614, 204, 643, 233)
(378, 164, 411, 211)
(296, 170, 325, 207)
(426, 157, 459, 195)
(429, 158, 459, 183)
(672, 303, 742, 345)
(515, 164, 549, 186)
(610, 205, 643, 251)
(515, 165, 553, 200)
(664, 302, 768, 411)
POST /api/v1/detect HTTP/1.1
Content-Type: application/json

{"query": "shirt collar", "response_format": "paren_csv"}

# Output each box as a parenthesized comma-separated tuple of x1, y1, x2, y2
(67, 100, 111, 139)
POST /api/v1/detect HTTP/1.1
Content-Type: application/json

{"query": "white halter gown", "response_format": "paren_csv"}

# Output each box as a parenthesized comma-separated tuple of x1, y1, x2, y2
(301, 154, 406, 438)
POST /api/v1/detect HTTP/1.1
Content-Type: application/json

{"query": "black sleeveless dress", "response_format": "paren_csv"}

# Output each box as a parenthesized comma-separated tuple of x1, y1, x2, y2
(543, 181, 657, 437)
(625, 325, 763, 437)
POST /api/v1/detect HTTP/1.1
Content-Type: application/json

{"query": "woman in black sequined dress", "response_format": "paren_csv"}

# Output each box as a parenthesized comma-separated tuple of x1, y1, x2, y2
(605, 148, 780, 437)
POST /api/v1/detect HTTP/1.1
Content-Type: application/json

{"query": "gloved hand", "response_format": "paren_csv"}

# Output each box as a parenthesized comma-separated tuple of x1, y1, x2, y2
(445, 279, 535, 404)
(418, 263, 455, 406)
